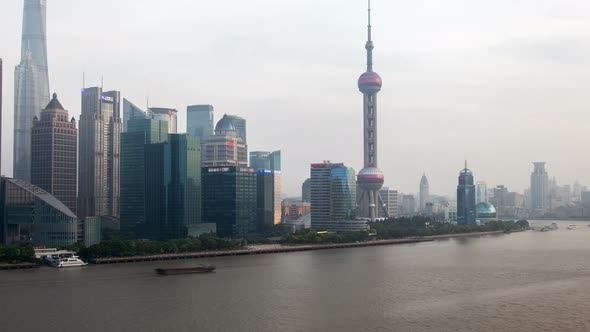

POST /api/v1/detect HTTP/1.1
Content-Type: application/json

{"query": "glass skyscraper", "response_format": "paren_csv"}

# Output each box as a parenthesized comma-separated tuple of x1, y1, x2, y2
(530, 162, 549, 215)
(122, 98, 147, 132)
(457, 164, 476, 225)
(187, 105, 214, 142)
(120, 117, 168, 237)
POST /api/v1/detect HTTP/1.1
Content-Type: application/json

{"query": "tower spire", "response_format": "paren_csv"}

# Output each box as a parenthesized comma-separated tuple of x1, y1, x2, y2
(366, 0, 374, 72)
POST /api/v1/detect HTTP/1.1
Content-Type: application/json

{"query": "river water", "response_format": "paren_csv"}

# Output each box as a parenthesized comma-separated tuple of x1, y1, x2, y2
(1, 220, 590, 332)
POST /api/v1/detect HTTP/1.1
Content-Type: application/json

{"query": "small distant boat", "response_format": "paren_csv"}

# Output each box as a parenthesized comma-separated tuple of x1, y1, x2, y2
(56, 255, 88, 268)
(567, 225, 577, 230)
(155, 264, 216, 275)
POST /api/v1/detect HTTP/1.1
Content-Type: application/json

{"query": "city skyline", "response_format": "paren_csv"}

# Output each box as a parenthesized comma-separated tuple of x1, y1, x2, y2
(1, 1, 590, 196)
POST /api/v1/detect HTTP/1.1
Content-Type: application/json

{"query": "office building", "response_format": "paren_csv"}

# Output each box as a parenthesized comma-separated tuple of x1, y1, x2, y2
(0, 59, 2, 174)
(202, 114, 247, 167)
(31, 93, 78, 213)
(78, 87, 121, 220)
(476, 181, 488, 204)
(256, 170, 274, 232)
(457, 163, 476, 225)
(144, 134, 202, 240)
(202, 166, 257, 237)
(250, 151, 271, 170)
(1, 177, 78, 247)
(250, 150, 282, 225)
(530, 162, 549, 215)
(400, 195, 416, 216)
(187, 105, 214, 142)
(310, 162, 364, 231)
(149, 107, 178, 134)
(226, 115, 246, 145)
(122, 98, 147, 132)
(281, 201, 311, 222)
(419, 174, 429, 212)
(120, 117, 168, 237)
(13, 0, 51, 182)
(356, 3, 388, 221)
(379, 187, 399, 218)
(476, 202, 498, 224)
(302, 178, 311, 202)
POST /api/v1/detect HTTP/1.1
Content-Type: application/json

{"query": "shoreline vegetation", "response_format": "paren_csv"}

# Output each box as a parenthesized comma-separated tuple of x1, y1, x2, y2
(0, 218, 530, 266)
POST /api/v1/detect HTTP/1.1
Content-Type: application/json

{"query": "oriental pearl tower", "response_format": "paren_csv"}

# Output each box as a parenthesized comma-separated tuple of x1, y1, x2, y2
(357, 0, 389, 221)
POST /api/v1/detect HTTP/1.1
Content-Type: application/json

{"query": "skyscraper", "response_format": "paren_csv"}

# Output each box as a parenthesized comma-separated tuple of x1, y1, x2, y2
(78, 87, 121, 220)
(31, 93, 78, 213)
(0, 58, 3, 173)
(122, 98, 147, 132)
(302, 178, 311, 202)
(13, 0, 50, 181)
(202, 114, 247, 167)
(120, 117, 168, 237)
(149, 107, 178, 134)
(379, 187, 399, 218)
(419, 174, 429, 212)
(144, 134, 201, 240)
(250, 151, 271, 170)
(311, 162, 362, 231)
(530, 162, 549, 215)
(357, 2, 388, 221)
(476, 181, 488, 204)
(226, 115, 246, 146)
(457, 163, 476, 225)
(187, 105, 214, 141)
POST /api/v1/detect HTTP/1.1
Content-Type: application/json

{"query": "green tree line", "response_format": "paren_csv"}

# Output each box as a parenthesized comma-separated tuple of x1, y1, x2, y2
(0, 245, 36, 264)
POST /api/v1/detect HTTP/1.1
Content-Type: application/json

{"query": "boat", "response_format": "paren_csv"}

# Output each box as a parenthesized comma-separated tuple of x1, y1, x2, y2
(56, 255, 88, 268)
(155, 264, 216, 275)
(566, 225, 577, 230)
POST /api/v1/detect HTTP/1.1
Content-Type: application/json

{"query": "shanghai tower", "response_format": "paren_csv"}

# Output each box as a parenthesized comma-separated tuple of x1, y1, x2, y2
(357, 1, 389, 221)
(13, 0, 50, 181)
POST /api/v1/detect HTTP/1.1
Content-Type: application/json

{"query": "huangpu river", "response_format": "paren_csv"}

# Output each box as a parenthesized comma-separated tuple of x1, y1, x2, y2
(1, 220, 590, 332)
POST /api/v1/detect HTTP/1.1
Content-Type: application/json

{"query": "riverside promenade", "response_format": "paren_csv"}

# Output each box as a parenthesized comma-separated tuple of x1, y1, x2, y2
(90, 229, 520, 265)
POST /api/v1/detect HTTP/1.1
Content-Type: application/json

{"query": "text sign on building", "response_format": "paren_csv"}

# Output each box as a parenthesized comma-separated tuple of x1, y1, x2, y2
(208, 167, 230, 173)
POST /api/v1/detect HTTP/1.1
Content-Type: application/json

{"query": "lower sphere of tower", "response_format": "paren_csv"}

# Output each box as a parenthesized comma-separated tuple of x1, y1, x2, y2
(357, 167, 385, 191)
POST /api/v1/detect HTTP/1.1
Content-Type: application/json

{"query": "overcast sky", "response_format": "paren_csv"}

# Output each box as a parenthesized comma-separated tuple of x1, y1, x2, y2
(1, 0, 590, 197)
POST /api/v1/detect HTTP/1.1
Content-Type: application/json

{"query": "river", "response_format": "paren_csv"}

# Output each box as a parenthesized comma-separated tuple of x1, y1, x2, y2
(1, 220, 589, 332)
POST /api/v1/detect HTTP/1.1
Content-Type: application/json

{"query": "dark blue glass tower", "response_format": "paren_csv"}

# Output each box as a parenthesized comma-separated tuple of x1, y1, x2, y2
(457, 163, 476, 225)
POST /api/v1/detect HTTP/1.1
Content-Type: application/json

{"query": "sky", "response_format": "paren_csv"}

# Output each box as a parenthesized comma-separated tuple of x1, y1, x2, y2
(1, 0, 590, 197)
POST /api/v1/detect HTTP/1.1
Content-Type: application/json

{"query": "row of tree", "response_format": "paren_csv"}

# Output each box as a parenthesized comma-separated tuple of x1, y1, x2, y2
(0, 245, 36, 264)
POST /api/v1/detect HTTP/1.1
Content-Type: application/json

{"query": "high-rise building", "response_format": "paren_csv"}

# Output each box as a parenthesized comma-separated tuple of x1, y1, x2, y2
(202, 166, 257, 237)
(0, 58, 2, 174)
(144, 134, 201, 240)
(249, 150, 282, 224)
(302, 178, 311, 202)
(202, 114, 247, 167)
(31, 93, 77, 213)
(187, 105, 214, 142)
(400, 195, 416, 216)
(13, 0, 50, 182)
(256, 170, 274, 232)
(1, 177, 78, 247)
(530, 162, 549, 215)
(457, 163, 476, 225)
(250, 151, 271, 170)
(226, 115, 246, 146)
(78, 87, 121, 221)
(476, 181, 488, 204)
(357, 3, 388, 221)
(419, 174, 429, 212)
(120, 117, 168, 237)
(122, 98, 147, 132)
(311, 162, 363, 231)
(379, 187, 399, 218)
(149, 107, 178, 134)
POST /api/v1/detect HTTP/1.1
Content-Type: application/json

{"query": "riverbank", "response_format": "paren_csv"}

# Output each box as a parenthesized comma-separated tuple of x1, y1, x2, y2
(90, 229, 526, 265)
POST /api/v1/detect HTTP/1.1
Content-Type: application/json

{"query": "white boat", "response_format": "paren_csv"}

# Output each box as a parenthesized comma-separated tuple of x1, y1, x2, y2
(56, 256, 88, 268)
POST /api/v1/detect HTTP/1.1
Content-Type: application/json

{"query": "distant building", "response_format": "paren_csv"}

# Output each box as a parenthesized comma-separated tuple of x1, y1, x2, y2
(419, 174, 429, 212)
(400, 195, 416, 216)
(302, 178, 311, 202)
(78, 87, 121, 221)
(457, 164, 476, 225)
(250, 151, 271, 170)
(149, 107, 178, 134)
(1, 177, 78, 247)
(226, 115, 246, 145)
(476, 202, 497, 224)
(530, 162, 549, 215)
(476, 181, 488, 204)
(31, 93, 78, 214)
(0, 59, 2, 174)
(202, 114, 247, 167)
(249, 150, 281, 225)
(187, 105, 214, 142)
(310, 162, 363, 232)
(581, 192, 590, 206)
(122, 98, 147, 132)
(202, 166, 257, 237)
(82, 217, 102, 247)
(120, 117, 168, 237)
(144, 134, 202, 240)
(281, 201, 311, 222)
(256, 170, 274, 232)
(379, 187, 399, 218)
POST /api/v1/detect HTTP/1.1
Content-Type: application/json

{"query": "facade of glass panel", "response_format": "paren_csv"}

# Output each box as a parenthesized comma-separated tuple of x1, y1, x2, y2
(530, 162, 549, 214)
(457, 167, 476, 225)
(187, 105, 214, 142)
(31, 93, 78, 214)
(78, 87, 121, 221)
(120, 118, 168, 237)
(256, 170, 274, 232)
(202, 166, 257, 237)
(250, 151, 271, 170)
(122, 98, 147, 132)
(1, 177, 78, 247)
(149, 107, 178, 134)
(144, 134, 201, 240)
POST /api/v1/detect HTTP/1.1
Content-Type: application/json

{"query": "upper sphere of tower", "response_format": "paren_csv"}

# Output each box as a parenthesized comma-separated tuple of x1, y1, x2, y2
(358, 71, 382, 93)
(357, 167, 385, 191)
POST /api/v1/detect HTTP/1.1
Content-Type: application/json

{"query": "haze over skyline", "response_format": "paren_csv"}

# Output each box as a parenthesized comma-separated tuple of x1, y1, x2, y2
(1, 0, 589, 197)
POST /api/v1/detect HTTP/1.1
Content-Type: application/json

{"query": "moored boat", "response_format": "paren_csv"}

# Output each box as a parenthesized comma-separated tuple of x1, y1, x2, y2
(155, 264, 216, 275)
(56, 255, 88, 268)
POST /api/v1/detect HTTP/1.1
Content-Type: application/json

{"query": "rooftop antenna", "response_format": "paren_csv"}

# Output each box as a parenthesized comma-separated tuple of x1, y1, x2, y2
(82, 72, 85, 89)
(365, 0, 374, 72)
(101, 75, 104, 89)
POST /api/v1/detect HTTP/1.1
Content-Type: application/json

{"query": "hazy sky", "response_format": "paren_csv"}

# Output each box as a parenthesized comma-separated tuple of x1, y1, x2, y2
(1, 0, 590, 197)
